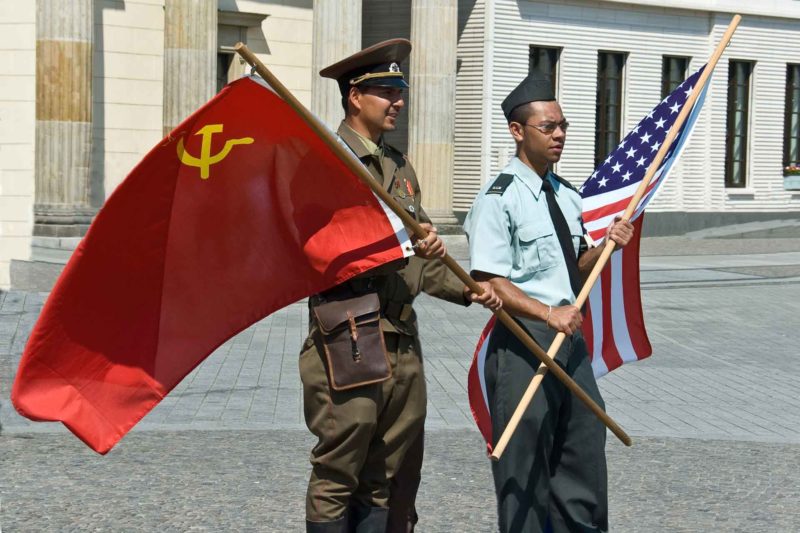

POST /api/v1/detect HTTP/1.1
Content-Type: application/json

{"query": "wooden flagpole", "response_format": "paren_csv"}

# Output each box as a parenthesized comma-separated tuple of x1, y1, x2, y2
(234, 43, 632, 446)
(488, 14, 743, 461)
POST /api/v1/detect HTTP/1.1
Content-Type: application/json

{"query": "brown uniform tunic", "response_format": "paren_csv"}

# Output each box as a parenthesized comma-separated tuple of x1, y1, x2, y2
(300, 122, 466, 523)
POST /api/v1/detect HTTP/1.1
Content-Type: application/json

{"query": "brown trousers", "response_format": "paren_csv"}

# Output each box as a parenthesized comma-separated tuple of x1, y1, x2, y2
(301, 331, 427, 522)
(386, 429, 423, 532)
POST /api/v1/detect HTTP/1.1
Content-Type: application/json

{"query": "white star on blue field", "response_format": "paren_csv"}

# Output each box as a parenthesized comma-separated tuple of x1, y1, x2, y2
(580, 66, 705, 198)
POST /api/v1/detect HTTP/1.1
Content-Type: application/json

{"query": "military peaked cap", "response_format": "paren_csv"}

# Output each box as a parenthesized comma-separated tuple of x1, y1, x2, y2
(320, 38, 411, 97)
(501, 68, 556, 121)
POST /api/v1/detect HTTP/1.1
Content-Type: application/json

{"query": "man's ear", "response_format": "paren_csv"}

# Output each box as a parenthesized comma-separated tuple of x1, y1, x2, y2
(348, 87, 362, 113)
(508, 121, 524, 143)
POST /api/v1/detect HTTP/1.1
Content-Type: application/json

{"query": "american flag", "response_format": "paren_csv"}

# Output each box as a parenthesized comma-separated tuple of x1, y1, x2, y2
(580, 64, 707, 377)
(468, 65, 709, 449)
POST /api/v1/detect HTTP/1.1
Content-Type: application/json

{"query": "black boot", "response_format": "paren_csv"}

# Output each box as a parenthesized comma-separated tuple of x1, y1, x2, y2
(350, 506, 389, 533)
(306, 516, 347, 533)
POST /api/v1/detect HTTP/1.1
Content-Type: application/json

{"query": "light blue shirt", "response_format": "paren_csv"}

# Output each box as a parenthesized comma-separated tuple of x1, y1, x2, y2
(464, 157, 585, 307)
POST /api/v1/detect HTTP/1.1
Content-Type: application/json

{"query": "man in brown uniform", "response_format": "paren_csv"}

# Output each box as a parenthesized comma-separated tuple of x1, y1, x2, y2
(301, 39, 501, 533)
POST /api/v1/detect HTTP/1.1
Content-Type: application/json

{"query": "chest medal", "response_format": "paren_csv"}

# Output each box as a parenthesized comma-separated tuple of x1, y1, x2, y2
(405, 179, 415, 198)
(394, 178, 407, 199)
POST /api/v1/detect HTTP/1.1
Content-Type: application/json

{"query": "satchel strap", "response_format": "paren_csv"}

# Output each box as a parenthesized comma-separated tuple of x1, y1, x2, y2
(383, 301, 414, 321)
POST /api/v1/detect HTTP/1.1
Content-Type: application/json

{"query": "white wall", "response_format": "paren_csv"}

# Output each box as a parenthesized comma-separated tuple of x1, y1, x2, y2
(0, 0, 36, 288)
(456, 0, 800, 214)
(708, 13, 800, 212)
(95, 0, 166, 201)
(454, 0, 488, 211)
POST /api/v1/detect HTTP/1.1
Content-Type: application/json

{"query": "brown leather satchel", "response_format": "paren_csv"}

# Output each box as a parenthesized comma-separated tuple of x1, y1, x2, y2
(312, 292, 391, 390)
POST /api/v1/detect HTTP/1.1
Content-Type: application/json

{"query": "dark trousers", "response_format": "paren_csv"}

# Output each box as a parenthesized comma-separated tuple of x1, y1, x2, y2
(485, 318, 608, 533)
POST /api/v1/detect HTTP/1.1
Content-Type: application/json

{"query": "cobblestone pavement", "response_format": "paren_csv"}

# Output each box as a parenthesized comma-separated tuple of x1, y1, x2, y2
(2, 235, 800, 531)
(2, 430, 799, 532)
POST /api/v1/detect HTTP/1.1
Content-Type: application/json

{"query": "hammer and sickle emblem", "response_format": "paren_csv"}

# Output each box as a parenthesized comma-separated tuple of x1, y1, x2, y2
(176, 124, 254, 180)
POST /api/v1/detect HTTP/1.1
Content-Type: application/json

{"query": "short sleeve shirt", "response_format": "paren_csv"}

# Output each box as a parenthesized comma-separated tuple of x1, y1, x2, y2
(464, 157, 584, 307)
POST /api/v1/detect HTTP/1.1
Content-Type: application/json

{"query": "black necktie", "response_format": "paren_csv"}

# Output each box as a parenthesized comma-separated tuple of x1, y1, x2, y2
(541, 177, 582, 298)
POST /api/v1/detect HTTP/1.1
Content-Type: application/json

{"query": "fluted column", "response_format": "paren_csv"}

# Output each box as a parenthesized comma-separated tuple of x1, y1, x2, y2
(163, 0, 217, 135)
(311, 0, 362, 129)
(34, 0, 95, 238)
(409, 0, 458, 224)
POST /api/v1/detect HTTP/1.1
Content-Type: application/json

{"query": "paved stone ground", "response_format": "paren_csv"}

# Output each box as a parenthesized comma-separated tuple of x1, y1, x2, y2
(1, 234, 800, 531)
(2, 430, 800, 532)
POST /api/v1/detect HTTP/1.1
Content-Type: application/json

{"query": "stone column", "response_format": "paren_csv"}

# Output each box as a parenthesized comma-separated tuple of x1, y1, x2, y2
(311, 0, 362, 130)
(163, 0, 217, 135)
(409, 0, 458, 225)
(34, 0, 95, 242)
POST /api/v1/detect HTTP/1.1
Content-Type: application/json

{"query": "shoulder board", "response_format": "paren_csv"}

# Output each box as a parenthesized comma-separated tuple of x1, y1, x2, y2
(382, 143, 407, 165)
(486, 173, 514, 196)
(550, 172, 579, 193)
(382, 142, 402, 156)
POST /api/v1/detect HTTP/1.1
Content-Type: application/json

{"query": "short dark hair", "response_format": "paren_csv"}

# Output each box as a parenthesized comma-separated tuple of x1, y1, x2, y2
(507, 102, 535, 126)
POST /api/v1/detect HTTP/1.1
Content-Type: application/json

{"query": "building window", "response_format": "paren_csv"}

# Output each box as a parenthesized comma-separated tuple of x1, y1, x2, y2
(662, 56, 689, 99)
(216, 11, 268, 93)
(725, 60, 753, 188)
(529, 46, 560, 93)
(217, 53, 235, 93)
(595, 52, 626, 169)
(785, 64, 800, 168)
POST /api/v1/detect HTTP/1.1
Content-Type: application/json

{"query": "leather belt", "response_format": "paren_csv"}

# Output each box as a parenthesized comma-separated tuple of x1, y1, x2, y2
(317, 277, 379, 302)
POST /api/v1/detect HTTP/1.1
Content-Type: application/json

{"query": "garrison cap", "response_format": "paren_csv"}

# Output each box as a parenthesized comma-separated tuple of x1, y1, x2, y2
(320, 38, 412, 97)
(501, 68, 556, 121)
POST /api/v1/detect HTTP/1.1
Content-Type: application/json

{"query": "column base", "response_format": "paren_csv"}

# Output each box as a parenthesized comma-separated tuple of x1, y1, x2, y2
(34, 204, 96, 237)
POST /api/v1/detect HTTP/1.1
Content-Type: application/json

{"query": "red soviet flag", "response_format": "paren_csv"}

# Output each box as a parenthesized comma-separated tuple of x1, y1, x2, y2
(11, 77, 413, 454)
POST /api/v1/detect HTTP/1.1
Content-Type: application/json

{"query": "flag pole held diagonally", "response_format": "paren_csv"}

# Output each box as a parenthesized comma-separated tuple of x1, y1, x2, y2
(489, 14, 743, 461)
(235, 43, 633, 446)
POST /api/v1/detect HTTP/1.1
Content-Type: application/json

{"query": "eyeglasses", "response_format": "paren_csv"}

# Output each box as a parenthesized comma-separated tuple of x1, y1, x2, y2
(523, 120, 570, 135)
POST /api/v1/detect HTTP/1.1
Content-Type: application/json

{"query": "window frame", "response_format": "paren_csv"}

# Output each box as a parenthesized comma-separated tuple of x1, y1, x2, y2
(595, 51, 627, 170)
(725, 60, 754, 188)
(784, 64, 800, 169)
(661, 55, 690, 100)
(529, 45, 561, 95)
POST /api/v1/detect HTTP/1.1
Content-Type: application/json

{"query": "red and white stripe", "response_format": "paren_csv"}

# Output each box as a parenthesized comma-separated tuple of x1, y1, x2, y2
(467, 316, 497, 452)
(583, 216, 651, 378)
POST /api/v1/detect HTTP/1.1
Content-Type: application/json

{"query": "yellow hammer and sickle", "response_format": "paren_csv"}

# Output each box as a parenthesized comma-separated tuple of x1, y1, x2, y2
(176, 124, 254, 179)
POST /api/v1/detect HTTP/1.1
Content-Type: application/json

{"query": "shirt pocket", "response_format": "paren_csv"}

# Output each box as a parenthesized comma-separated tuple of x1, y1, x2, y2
(515, 224, 560, 275)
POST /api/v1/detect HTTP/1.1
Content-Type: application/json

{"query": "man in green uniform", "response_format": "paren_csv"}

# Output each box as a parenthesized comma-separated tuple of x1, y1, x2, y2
(464, 71, 633, 532)
(302, 39, 501, 533)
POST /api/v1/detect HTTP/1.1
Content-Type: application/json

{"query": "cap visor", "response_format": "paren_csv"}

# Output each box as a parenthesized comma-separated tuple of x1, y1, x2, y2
(360, 78, 409, 89)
